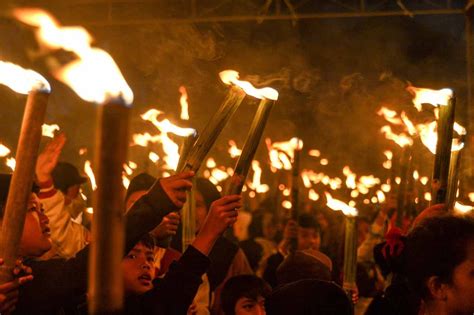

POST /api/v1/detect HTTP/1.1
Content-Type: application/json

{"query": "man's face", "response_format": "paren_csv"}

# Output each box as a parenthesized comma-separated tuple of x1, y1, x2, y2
(122, 243, 155, 296)
(444, 240, 474, 314)
(234, 296, 266, 315)
(297, 227, 320, 251)
(19, 193, 52, 257)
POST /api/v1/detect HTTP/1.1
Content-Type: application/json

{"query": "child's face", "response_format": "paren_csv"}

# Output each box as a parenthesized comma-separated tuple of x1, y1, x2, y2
(234, 296, 266, 315)
(122, 242, 155, 295)
(19, 193, 52, 257)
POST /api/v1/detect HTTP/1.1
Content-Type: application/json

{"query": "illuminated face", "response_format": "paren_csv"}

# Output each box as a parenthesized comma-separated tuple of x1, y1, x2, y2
(122, 242, 155, 296)
(19, 193, 52, 257)
(297, 227, 320, 251)
(443, 240, 474, 314)
(234, 296, 266, 315)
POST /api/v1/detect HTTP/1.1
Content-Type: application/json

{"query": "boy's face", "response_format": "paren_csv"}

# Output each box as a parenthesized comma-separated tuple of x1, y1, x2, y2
(122, 242, 155, 296)
(19, 193, 52, 257)
(234, 296, 266, 315)
(297, 227, 320, 251)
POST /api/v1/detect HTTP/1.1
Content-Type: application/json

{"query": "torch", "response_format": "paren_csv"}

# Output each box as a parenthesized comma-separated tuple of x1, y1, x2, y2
(0, 62, 50, 283)
(13, 8, 135, 314)
(226, 89, 279, 196)
(288, 144, 302, 253)
(446, 126, 466, 211)
(395, 146, 412, 227)
(179, 70, 246, 173)
(325, 192, 358, 301)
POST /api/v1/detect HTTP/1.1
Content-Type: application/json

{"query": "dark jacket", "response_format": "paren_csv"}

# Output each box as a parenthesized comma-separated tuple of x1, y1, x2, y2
(15, 181, 205, 315)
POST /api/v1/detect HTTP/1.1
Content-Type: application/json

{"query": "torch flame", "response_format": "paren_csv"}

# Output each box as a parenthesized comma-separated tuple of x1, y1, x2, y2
(179, 86, 190, 120)
(342, 166, 357, 189)
(377, 107, 403, 125)
(308, 189, 319, 201)
(407, 86, 453, 111)
(0, 61, 50, 94)
(84, 160, 97, 190)
(266, 138, 302, 170)
(42, 123, 60, 138)
(248, 160, 270, 193)
(13, 8, 133, 105)
(454, 202, 473, 214)
(324, 192, 358, 217)
(0, 144, 11, 157)
(418, 121, 466, 154)
(228, 140, 242, 158)
(6, 157, 16, 171)
(219, 70, 279, 100)
(381, 126, 413, 147)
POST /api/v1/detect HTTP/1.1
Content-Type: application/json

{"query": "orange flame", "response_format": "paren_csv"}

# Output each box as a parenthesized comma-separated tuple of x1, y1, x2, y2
(343, 166, 357, 189)
(84, 160, 97, 190)
(149, 152, 160, 163)
(400, 112, 417, 136)
(407, 86, 452, 111)
(454, 202, 473, 214)
(0, 61, 50, 94)
(219, 70, 279, 100)
(418, 121, 465, 154)
(381, 126, 413, 147)
(206, 158, 217, 168)
(325, 192, 358, 217)
(179, 86, 190, 120)
(6, 157, 15, 171)
(0, 144, 11, 157)
(228, 140, 242, 158)
(42, 123, 60, 138)
(377, 107, 403, 125)
(14, 8, 132, 104)
(308, 189, 319, 201)
(248, 160, 269, 193)
(308, 149, 321, 157)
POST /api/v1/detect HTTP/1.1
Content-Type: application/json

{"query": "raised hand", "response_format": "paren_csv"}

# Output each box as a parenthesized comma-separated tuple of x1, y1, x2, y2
(35, 133, 66, 183)
(151, 212, 180, 240)
(159, 171, 194, 209)
(0, 259, 33, 314)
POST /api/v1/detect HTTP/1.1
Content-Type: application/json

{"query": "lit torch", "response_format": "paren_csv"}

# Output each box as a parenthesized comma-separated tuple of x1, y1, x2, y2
(407, 85, 455, 205)
(0, 61, 50, 284)
(178, 70, 246, 172)
(13, 8, 132, 313)
(324, 192, 358, 300)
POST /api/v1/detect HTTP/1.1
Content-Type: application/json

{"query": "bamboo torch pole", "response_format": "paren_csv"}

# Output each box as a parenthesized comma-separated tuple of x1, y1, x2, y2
(226, 98, 275, 195)
(432, 93, 456, 205)
(289, 146, 301, 253)
(0, 90, 49, 283)
(179, 86, 245, 173)
(396, 146, 412, 227)
(342, 215, 358, 300)
(88, 101, 130, 315)
(446, 145, 463, 211)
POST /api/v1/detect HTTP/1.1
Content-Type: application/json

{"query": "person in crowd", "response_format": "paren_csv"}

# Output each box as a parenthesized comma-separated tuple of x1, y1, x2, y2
(239, 240, 263, 273)
(35, 134, 90, 259)
(262, 213, 322, 288)
(3, 170, 195, 314)
(265, 279, 352, 315)
(194, 178, 253, 315)
(221, 275, 271, 315)
(367, 212, 474, 315)
(276, 250, 332, 286)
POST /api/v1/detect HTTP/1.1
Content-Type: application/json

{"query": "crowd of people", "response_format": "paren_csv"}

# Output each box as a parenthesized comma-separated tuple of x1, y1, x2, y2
(0, 134, 473, 315)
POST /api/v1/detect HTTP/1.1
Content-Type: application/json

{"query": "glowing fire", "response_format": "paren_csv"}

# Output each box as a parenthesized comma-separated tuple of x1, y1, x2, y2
(282, 200, 292, 209)
(308, 189, 319, 201)
(400, 112, 417, 136)
(376, 190, 385, 203)
(228, 140, 242, 158)
(308, 149, 321, 157)
(42, 123, 60, 138)
(248, 161, 269, 193)
(324, 192, 358, 217)
(179, 86, 190, 120)
(454, 202, 473, 214)
(381, 126, 413, 147)
(206, 158, 217, 168)
(343, 166, 356, 189)
(219, 70, 279, 100)
(14, 8, 133, 105)
(6, 157, 16, 171)
(0, 61, 50, 94)
(407, 86, 452, 111)
(0, 144, 11, 157)
(377, 107, 403, 125)
(149, 152, 160, 163)
(418, 121, 466, 154)
(84, 160, 97, 190)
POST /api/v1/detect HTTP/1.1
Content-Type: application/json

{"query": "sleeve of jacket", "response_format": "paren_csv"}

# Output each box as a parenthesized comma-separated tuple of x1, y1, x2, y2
(37, 180, 90, 258)
(140, 245, 210, 315)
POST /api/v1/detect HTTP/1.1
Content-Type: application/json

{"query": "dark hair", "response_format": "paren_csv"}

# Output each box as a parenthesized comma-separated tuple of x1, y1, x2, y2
(298, 213, 320, 232)
(195, 177, 221, 211)
(137, 233, 155, 250)
(126, 173, 156, 202)
(403, 215, 474, 300)
(276, 251, 331, 285)
(221, 275, 271, 315)
(239, 239, 263, 272)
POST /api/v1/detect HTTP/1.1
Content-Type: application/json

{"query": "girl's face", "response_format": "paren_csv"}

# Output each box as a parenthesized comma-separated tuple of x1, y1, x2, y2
(444, 240, 474, 314)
